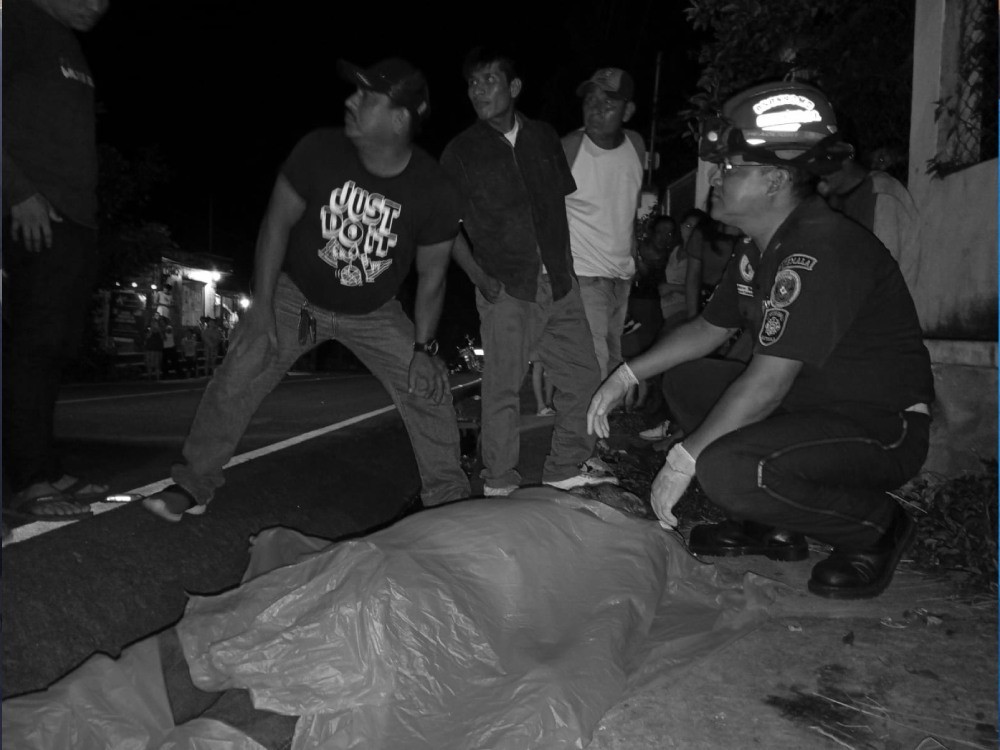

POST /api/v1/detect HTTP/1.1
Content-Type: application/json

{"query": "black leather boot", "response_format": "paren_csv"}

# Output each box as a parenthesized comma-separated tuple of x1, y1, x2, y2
(808, 507, 916, 599)
(688, 519, 809, 562)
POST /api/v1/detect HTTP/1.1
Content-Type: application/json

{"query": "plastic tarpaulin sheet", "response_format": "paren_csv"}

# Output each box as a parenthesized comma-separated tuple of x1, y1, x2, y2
(1, 488, 773, 749)
(0, 639, 268, 750)
(179, 488, 773, 749)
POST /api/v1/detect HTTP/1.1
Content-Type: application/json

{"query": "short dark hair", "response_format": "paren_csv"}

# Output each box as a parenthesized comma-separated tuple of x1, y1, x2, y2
(681, 208, 709, 226)
(461, 46, 518, 85)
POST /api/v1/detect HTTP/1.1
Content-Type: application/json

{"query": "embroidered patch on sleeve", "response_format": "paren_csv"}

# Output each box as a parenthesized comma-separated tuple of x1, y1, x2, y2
(769, 269, 801, 308)
(778, 253, 817, 271)
(759, 308, 789, 346)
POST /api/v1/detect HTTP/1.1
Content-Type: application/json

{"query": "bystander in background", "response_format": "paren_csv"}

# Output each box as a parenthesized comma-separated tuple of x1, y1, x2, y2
(143, 319, 163, 381)
(200, 317, 222, 376)
(818, 152, 920, 291)
(563, 67, 645, 381)
(181, 327, 199, 378)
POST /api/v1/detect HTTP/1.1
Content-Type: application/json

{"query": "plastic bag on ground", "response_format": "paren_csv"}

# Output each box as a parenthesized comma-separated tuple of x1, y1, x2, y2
(154, 718, 269, 750)
(177, 488, 774, 749)
(1, 637, 173, 749)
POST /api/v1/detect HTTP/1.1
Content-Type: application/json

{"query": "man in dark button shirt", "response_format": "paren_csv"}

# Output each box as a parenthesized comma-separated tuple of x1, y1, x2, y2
(142, 58, 470, 522)
(588, 81, 933, 600)
(441, 47, 616, 497)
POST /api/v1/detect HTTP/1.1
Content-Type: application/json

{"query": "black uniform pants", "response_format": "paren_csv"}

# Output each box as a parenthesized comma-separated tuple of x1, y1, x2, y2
(662, 359, 930, 550)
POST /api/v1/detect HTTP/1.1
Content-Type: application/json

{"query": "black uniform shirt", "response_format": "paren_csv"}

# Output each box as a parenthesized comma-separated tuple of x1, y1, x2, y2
(703, 196, 933, 414)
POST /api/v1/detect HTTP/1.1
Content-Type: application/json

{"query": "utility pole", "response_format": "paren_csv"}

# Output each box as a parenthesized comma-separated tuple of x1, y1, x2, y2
(208, 194, 214, 256)
(646, 50, 662, 189)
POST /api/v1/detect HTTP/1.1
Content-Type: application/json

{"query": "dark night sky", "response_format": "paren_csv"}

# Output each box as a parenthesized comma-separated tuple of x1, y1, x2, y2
(82, 1, 706, 284)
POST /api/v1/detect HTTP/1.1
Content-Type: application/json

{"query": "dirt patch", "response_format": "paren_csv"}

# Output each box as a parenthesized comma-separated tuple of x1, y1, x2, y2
(589, 597, 997, 749)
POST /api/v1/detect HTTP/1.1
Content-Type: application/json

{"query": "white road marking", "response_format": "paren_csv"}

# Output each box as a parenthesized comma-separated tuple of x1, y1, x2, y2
(4, 380, 481, 546)
(57, 374, 368, 405)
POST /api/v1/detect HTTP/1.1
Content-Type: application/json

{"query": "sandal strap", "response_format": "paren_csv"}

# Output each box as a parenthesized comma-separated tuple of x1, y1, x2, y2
(160, 484, 199, 503)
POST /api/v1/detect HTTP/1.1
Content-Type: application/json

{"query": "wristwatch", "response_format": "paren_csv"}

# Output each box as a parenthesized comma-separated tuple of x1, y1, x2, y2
(413, 339, 439, 356)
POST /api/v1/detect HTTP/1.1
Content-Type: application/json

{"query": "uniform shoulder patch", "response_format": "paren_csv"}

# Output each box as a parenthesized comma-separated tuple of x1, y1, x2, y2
(769, 269, 801, 308)
(778, 253, 818, 271)
(759, 308, 789, 346)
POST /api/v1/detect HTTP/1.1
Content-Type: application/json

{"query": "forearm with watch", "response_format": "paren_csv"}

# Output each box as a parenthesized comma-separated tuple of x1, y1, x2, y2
(409, 240, 452, 402)
(412, 254, 447, 358)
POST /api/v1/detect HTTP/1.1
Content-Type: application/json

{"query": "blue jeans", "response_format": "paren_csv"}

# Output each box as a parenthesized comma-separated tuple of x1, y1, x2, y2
(663, 359, 930, 549)
(173, 274, 469, 507)
(577, 276, 632, 380)
(476, 277, 600, 488)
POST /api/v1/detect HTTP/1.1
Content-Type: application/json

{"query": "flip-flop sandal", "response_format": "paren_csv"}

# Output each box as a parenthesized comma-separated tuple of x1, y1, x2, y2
(51, 476, 110, 503)
(141, 484, 206, 523)
(6, 494, 94, 521)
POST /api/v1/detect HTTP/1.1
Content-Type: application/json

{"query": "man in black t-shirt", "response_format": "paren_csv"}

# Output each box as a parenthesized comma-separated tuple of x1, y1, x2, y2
(588, 81, 933, 600)
(143, 58, 470, 522)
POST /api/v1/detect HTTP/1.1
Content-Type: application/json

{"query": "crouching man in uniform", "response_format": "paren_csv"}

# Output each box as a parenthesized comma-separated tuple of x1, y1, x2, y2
(587, 81, 933, 600)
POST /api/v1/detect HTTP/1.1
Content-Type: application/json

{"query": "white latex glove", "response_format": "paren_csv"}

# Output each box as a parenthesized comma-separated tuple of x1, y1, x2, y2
(587, 363, 639, 438)
(650, 442, 696, 529)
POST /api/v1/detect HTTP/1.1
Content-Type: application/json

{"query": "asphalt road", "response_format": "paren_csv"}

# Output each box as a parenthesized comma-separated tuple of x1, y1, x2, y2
(2, 369, 482, 697)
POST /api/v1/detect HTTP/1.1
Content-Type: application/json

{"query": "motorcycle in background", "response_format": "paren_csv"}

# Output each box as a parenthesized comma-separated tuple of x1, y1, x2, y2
(454, 334, 484, 373)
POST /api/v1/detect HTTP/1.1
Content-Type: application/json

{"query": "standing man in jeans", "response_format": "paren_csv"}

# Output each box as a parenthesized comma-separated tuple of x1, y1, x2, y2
(563, 67, 646, 380)
(589, 81, 933, 600)
(3, 0, 112, 520)
(441, 47, 617, 496)
(143, 58, 470, 521)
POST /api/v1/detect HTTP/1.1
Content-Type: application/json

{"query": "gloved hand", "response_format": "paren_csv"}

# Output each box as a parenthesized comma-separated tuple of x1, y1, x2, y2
(588, 363, 639, 438)
(650, 442, 696, 529)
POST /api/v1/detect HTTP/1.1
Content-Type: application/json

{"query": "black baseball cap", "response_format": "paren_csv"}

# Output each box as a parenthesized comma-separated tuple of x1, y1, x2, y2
(337, 57, 431, 123)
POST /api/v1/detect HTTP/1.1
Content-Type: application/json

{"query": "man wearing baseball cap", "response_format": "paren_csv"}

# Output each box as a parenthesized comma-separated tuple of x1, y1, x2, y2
(588, 81, 933, 600)
(562, 68, 646, 381)
(143, 57, 470, 522)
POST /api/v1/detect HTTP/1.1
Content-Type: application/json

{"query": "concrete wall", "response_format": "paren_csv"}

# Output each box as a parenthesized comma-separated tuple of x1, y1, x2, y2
(908, 0, 998, 338)
(925, 340, 997, 474)
(907, 0, 997, 474)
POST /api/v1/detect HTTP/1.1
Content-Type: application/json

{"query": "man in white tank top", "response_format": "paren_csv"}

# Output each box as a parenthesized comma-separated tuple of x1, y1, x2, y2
(563, 68, 646, 380)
